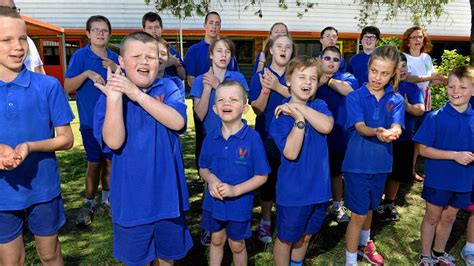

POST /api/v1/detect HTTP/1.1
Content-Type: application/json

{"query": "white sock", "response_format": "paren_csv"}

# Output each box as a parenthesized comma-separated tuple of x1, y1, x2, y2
(333, 201, 341, 209)
(359, 229, 370, 246)
(102, 190, 110, 204)
(260, 219, 271, 226)
(345, 250, 357, 265)
(85, 198, 96, 207)
(466, 241, 474, 252)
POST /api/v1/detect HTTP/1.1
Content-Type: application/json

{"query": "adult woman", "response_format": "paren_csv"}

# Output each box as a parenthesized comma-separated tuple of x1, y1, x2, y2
(401, 26, 444, 181)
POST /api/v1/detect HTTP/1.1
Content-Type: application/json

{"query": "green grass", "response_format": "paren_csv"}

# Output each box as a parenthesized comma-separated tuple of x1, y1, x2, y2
(23, 100, 470, 265)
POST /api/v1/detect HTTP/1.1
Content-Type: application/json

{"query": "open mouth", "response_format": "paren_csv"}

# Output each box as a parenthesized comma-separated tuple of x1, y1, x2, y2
(219, 59, 227, 64)
(301, 86, 311, 92)
(9, 54, 24, 63)
(137, 68, 150, 76)
(279, 53, 286, 59)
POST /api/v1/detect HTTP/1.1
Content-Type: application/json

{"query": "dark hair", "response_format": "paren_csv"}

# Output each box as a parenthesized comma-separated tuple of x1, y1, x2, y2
(360, 26, 380, 40)
(401, 26, 433, 54)
(368, 45, 401, 91)
(0, 6, 21, 19)
(205, 11, 221, 23)
(120, 31, 157, 56)
(449, 65, 474, 83)
(216, 80, 248, 103)
(86, 15, 112, 33)
(142, 12, 162, 29)
(265, 35, 296, 67)
(321, 46, 341, 57)
(399, 52, 407, 63)
(209, 37, 235, 59)
(321, 26, 338, 38)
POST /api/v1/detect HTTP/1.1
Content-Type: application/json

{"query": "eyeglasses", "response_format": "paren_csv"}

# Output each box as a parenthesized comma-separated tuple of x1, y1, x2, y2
(90, 28, 110, 35)
(322, 56, 340, 63)
(362, 35, 377, 41)
(409, 35, 424, 40)
(323, 34, 337, 40)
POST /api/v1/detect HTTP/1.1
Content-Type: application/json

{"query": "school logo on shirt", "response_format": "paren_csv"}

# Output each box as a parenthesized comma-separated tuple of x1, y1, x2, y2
(155, 95, 165, 102)
(235, 146, 249, 165)
(386, 103, 394, 112)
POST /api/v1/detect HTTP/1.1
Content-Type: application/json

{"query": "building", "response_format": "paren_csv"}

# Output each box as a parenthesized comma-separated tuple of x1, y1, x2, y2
(17, 0, 471, 83)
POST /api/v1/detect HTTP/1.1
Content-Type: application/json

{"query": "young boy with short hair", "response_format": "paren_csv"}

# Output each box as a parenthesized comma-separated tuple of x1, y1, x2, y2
(347, 26, 380, 85)
(0, 7, 74, 265)
(270, 55, 334, 266)
(199, 80, 270, 265)
(64, 15, 119, 226)
(94, 31, 192, 265)
(414, 65, 473, 265)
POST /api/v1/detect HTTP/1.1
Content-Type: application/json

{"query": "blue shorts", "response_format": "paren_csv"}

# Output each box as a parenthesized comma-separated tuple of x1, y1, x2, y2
(80, 129, 111, 162)
(0, 195, 65, 244)
(344, 172, 387, 215)
(422, 186, 471, 209)
(201, 210, 251, 241)
(276, 202, 329, 243)
(113, 214, 193, 265)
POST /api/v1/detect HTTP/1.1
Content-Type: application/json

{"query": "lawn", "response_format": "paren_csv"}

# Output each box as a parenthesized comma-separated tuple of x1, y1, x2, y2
(23, 100, 470, 265)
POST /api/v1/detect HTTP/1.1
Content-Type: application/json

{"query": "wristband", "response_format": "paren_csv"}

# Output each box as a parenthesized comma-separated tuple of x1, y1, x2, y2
(327, 78, 333, 86)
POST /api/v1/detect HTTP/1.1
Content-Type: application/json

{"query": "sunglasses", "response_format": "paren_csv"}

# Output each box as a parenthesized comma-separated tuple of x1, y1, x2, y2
(322, 56, 340, 63)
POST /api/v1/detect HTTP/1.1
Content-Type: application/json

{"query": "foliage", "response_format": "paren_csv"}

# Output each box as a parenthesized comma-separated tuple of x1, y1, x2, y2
(431, 49, 470, 109)
(355, 0, 451, 28)
(144, 0, 316, 19)
(376, 36, 402, 49)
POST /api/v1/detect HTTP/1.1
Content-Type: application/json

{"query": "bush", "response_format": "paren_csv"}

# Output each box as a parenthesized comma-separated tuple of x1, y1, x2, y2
(376, 37, 402, 49)
(431, 50, 470, 110)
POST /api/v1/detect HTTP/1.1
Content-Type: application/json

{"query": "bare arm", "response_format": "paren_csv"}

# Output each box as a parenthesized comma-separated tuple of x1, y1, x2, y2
(419, 144, 474, 166)
(193, 85, 213, 122)
(102, 94, 125, 150)
(186, 76, 195, 87)
(64, 70, 104, 94)
(294, 104, 334, 134)
(327, 78, 354, 96)
(14, 124, 74, 167)
(200, 168, 224, 200)
(275, 103, 305, 160)
(405, 101, 425, 117)
(217, 174, 268, 198)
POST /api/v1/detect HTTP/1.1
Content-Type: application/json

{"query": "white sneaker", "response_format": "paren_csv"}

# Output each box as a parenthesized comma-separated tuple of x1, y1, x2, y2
(332, 202, 350, 223)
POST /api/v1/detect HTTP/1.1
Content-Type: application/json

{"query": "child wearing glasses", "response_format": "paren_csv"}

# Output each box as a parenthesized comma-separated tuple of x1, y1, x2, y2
(347, 26, 380, 85)
(64, 15, 119, 227)
(317, 26, 346, 72)
(315, 46, 359, 224)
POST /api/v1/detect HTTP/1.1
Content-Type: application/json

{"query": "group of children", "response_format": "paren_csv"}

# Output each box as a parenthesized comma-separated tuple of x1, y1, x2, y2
(0, 7, 472, 266)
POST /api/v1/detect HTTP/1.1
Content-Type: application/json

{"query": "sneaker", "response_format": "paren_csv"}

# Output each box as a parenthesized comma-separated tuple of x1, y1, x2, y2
(200, 229, 211, 246)
(461, 245, 474, 266)
(99, 202, 112, 218)
(361, 240, 384, 265)
(258, 223, 272, 243)
(76, 201, 96, 227)
(376, 203, 399, 221)
(332, 202, 350, 223)
(431, 251, 456, 266)
(417, 255, 437, 266)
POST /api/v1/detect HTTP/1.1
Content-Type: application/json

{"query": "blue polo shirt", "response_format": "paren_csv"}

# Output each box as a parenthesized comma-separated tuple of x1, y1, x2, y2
(470, 97, 474, 109)
(413, 103, 474, 192)
(94, 78, 189, 227)
(200, 123, 270, 221)
(184, 39, 239, 78)
(249, 67, 287, 140)
(189, 71, 249, 135)
(316, 72, 359, 146)
(270, 98, 332, 206)
(65, 45, 119, 131)
(347, 52, 370, 85)
(342, 84, 405, 174)
(397, 80, 424, 141)
(164, 46, 185, 78)
(0, 68, 74, 211)
(163, 74, 185, 102)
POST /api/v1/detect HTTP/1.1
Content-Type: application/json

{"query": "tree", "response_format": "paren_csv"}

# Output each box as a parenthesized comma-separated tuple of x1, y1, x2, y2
(146, 0, 472, 64)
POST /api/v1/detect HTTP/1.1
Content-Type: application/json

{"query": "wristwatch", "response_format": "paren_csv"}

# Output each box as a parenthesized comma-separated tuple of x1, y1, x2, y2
(294, 120, 306, 129)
